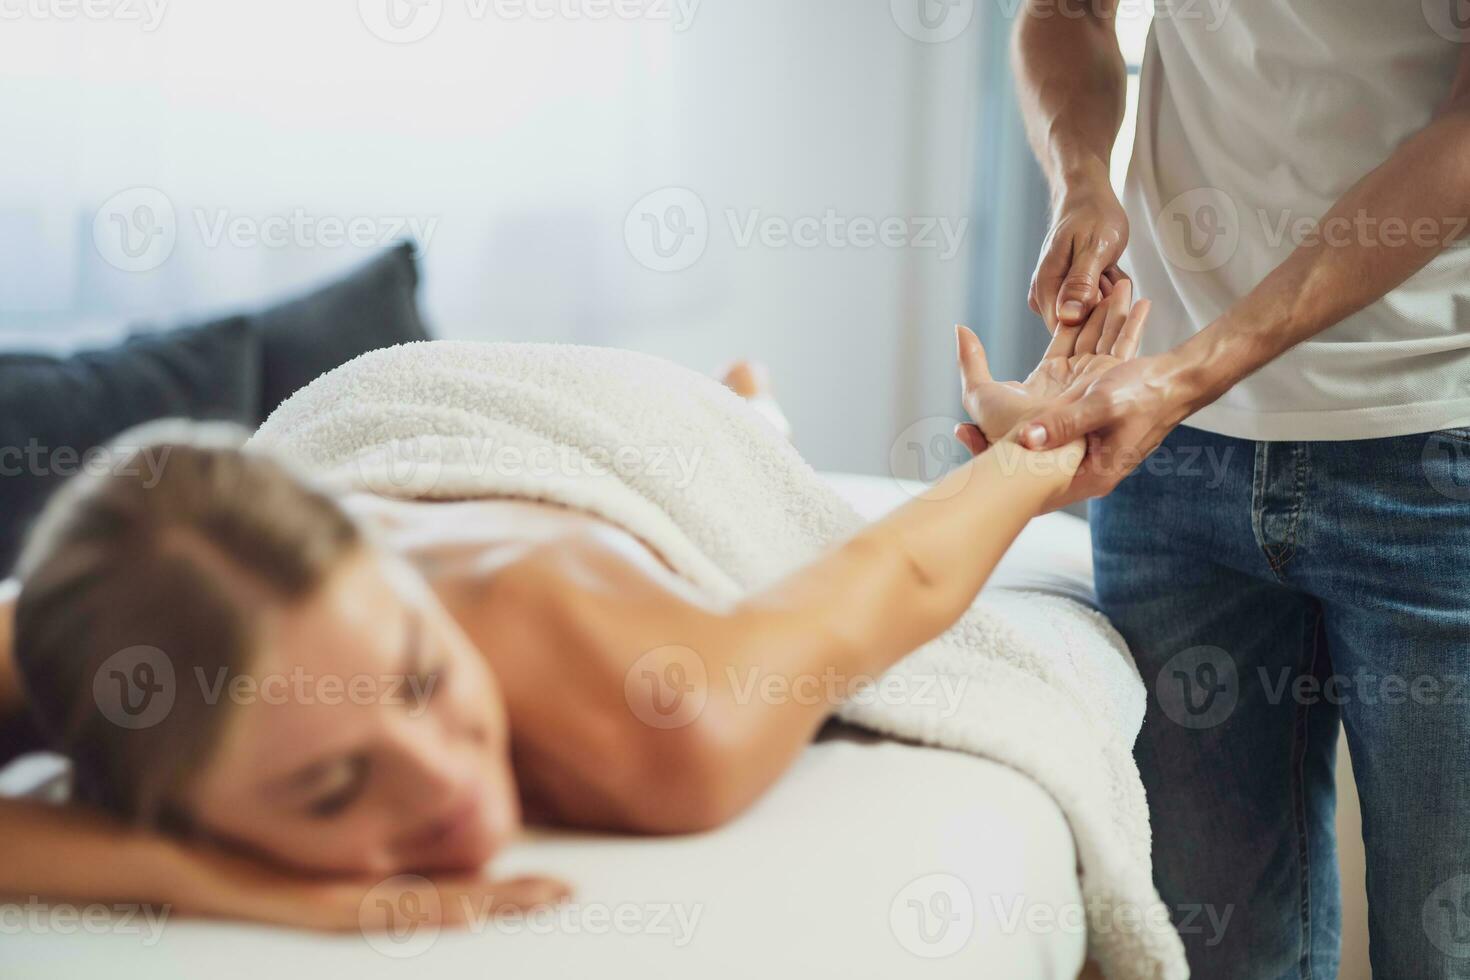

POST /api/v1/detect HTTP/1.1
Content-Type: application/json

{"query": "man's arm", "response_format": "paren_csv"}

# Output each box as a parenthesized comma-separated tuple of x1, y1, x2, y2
(1012, 0, 1130, 330)
(1022, 48, 1470, 498)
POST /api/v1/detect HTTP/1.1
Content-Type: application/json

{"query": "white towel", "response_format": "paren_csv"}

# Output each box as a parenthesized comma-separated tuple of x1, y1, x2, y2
(250, 340, 1187, 980)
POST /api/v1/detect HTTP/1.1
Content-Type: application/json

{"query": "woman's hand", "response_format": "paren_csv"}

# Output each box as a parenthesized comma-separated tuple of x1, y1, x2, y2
(169, 838, 571, 932)
(954, 278, 1151, 455)
(0, 794, 570, 937)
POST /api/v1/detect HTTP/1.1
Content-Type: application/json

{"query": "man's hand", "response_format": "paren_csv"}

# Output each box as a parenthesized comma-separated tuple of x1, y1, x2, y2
(954, 278, 1149, 457)
(1029, 166, 1130, 332)
(1015, 349, 1204, 507)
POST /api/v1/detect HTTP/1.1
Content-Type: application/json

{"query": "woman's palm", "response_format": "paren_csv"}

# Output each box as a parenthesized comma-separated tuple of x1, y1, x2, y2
(956, 279, 1150, 448)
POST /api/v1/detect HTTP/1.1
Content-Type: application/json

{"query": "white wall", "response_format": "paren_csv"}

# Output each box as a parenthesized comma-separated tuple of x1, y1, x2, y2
(0, 0, 984, 476)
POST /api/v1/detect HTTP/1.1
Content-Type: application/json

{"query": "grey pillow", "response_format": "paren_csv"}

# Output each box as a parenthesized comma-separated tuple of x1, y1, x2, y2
(0, 242, 432, 576)
(252, 241, 431, 415)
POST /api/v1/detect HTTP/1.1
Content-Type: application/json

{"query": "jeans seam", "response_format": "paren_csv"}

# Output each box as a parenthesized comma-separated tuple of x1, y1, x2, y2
(1250, 441, 1272, 570)
(1276, 443, 1310, 571)
(1294, 606, 1325, 980)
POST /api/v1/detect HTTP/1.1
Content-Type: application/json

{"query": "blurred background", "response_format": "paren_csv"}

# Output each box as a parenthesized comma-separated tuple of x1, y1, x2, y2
(0, 0, 1149, 476)
(0, 3, 1375, 972)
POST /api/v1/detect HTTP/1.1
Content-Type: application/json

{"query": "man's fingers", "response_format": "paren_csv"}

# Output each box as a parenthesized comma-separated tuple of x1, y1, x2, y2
(954, 423, 988, 457)
(1096, 278, 1133, 355)
(1055, 238, 1111, 326)
(1031, 242, 1073, 333)
(1019, 388, 1121, 450)
(1112, 298, 1152, 360)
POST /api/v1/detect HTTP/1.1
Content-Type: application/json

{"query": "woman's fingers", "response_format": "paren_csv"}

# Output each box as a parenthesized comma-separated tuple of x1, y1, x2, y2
(1073, 293, 1110, 357)
(1112, 298, 1152, 361)
(955, 324, 992, 388)
(1042, 320, 1081, 360)
(1096, 278, 1133, 355)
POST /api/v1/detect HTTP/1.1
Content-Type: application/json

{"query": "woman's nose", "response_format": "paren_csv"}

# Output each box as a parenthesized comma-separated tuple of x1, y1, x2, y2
(382, 715, 469, 814)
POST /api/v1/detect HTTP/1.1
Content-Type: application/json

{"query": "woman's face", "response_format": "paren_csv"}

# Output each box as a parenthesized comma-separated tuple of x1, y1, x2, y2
(185, 548, 518, 876)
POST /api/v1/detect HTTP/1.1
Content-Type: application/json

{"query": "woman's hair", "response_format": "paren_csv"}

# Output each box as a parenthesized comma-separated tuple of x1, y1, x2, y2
(13, 423, 361, 829)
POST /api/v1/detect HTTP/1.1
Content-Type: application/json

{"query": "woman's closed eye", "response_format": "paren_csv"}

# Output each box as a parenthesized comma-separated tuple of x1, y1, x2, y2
(305, 754, 369, 819)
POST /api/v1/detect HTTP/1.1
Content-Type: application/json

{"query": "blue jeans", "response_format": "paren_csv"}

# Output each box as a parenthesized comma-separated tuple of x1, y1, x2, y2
(1091, 424, 1470, 979)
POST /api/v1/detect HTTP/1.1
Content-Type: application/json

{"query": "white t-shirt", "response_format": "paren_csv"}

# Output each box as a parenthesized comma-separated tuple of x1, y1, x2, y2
(1122, 0, 1470, 440)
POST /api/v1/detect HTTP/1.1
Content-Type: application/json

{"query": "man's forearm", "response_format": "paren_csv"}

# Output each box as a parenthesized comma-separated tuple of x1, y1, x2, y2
(1011, 0, 1127, 199)
(1172, 102, 1470, 411)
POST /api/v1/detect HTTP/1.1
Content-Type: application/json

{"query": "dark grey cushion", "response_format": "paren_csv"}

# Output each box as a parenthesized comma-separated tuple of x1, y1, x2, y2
(0, 242, 432, 576)
(252, 241, 430, 415)
(0, 317, 261, 575)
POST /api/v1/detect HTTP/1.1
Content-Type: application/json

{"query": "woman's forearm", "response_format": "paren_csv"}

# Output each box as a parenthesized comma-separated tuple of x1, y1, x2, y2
(635, 437, 1083, 830)
(735, 438, 1081, 680)
(0, 798, 190, 907)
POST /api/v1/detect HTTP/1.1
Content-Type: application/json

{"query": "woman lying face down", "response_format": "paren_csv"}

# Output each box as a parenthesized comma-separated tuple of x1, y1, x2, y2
(14, 441, 519, 878)
(2, 286, 1149, 923)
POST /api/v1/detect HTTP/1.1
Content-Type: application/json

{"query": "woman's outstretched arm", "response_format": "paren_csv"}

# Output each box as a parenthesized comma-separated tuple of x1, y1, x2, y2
(488, 428, 1084, 836)
(501, 296, 1149, 836)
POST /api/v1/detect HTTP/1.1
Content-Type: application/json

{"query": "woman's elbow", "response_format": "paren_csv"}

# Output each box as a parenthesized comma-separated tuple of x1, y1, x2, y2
(619, 707, 762, 835)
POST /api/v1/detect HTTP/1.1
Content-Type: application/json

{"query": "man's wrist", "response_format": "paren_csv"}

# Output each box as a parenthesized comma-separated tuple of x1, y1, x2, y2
(1164, 324, 1256, 417)
(1051, 152, 1112, 207)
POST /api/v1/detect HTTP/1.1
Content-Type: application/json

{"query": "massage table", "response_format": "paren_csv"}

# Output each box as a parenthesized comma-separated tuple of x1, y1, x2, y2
(1, 473, 1099, 979)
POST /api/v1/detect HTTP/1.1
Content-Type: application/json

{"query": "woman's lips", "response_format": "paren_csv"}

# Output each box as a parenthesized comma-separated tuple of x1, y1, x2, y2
(406, 785, 490, 855)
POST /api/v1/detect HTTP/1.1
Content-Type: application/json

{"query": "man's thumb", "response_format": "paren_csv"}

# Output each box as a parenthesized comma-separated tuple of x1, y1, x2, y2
(1020, 390, 1110, 450)
(1055, 245, 1111, 326)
